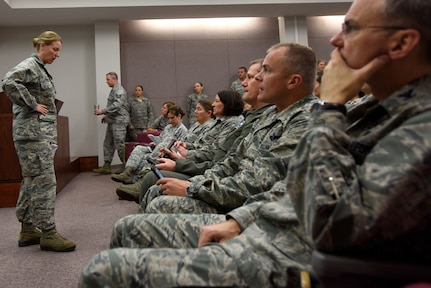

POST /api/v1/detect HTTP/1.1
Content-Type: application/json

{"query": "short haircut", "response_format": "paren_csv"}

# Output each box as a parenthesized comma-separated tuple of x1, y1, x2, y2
(106, 72, 118, 80)
(249, 58, 264, 72)
(267, 43, 317, 92)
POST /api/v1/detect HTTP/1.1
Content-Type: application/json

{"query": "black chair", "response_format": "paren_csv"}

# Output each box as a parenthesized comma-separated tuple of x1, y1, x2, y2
(311, 250, 431, 288)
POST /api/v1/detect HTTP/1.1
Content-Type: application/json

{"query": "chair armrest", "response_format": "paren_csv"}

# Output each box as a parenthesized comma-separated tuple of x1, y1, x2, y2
(137, 131, 162, 143)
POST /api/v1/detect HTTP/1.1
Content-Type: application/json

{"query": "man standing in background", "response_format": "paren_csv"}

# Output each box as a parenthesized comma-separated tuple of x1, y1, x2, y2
(93, 72, 129, 175)
(230, 66, 247, 96)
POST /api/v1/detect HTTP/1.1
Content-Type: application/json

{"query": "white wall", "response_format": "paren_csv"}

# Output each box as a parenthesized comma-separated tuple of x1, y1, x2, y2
(120, 17, 281, 127)
(307, 16, 344, 61)
(0, 25, 98, 159)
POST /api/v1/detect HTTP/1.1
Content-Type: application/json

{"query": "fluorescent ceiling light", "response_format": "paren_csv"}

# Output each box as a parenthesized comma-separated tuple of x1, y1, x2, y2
(5, 0, 353, 9)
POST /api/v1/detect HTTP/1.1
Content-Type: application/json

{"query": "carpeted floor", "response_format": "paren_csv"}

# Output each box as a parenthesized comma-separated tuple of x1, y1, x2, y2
(0, 172, 139, 288)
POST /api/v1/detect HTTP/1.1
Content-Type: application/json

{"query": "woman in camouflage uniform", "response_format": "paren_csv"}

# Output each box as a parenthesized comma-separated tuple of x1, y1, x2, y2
(126, 85, 154, 141)
(2, 31, 75, 252)
(147, 101, 175, 132)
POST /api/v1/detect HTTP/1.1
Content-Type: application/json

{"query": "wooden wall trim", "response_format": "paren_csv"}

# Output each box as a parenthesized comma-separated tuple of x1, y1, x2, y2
(0, 156, 98, 208)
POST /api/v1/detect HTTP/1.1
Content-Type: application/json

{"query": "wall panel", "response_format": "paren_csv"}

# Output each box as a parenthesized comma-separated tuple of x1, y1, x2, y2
(120, 17, 279, 126)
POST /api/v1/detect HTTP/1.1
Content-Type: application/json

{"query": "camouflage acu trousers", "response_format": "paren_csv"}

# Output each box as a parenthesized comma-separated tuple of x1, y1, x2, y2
(110, 213, 225, 248)
(78, 213, 250, 287)
(14, 140, 56, 230)
(125, 144, 153, 172)
(139, 170, 191, 207)
(104, 123, 127, 164)
(79, 212, 312, 287)
(139, 170, 222, 213)
(145, 194, 220, 214)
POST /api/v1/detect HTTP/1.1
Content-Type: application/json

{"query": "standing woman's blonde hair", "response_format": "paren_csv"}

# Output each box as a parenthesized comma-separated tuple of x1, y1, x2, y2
(33, 31, 62, 51)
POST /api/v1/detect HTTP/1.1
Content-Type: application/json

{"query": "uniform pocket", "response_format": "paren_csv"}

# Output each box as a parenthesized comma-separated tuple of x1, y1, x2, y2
(15, 141, 53, 176)
(13, 115, 41, 140)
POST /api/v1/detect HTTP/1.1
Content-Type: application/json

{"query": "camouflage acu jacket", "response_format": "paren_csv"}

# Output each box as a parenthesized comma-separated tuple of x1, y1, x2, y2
(187, 94, 318, 213)
(2, 54, 57, 141)
(103, 84, 129, 124)
(186, 115, 242, 162)
(127, 96, 154, 128)
(287, 73, 431, 262)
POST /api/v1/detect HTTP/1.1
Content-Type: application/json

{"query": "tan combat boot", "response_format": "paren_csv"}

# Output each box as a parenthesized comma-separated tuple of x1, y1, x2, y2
(111, 166, 133, 184)
(18, 223, 42, 247)
(115, 180, 142, 203)
(92, 162, 111, 174)
(113, 163, 126, 174)
(40, 228, 76, 252)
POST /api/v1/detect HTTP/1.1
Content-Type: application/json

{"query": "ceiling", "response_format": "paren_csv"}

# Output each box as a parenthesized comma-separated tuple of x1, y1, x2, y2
(0, 0, 351, 27)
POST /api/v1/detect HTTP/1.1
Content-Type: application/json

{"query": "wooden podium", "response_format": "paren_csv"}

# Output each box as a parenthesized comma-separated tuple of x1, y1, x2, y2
(0, 92, 80, 208)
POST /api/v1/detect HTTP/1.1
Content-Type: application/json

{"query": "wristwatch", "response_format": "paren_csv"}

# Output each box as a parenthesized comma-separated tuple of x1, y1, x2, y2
(311, 101, 347, 115)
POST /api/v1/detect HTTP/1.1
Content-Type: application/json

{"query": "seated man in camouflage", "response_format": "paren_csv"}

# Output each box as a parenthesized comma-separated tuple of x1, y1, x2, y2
(140, 43, 318, 214)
